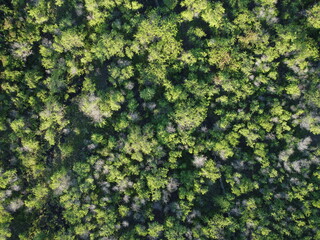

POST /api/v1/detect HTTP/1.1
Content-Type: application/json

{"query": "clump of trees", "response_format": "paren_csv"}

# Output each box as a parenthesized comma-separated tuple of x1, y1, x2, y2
(1, 0, 320, 239)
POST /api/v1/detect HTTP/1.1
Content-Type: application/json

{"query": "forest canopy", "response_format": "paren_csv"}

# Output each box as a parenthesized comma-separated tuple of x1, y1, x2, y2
(1, 0, 320, 239)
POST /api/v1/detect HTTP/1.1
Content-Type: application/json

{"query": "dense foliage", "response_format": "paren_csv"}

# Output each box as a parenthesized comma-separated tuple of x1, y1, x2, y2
(1, 0, 320, 239)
